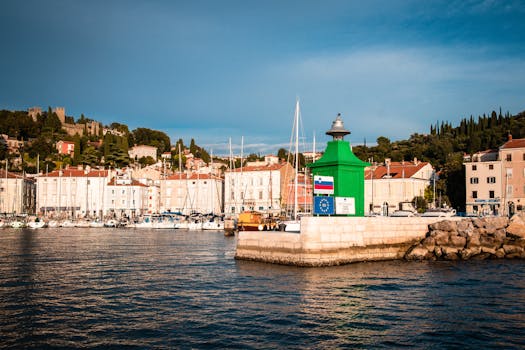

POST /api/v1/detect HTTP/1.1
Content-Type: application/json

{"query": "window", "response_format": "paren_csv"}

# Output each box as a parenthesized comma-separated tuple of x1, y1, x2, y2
(507, 185, 513, 195)
(472, 165, 477, 171)
(470, 177, 479, 184)
(204, 181, 207, 184)
(259, 191, 263, 200)
(489, 164, 494, 170)
(231, 192, 234, 200)
(472, 191, 478, 199)
(489, 191, 495, 198)
(506, 168, 513, 178)
(487, 177, 496, 184)
(259, 206, 264, 210)
(523, 153, 525, 161)
(231, 207, 236, 213)
(506, 154, 512, 161)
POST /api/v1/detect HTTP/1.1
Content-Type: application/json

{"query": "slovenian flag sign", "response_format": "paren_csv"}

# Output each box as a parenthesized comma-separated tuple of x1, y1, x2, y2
(314, 175, 334, 194)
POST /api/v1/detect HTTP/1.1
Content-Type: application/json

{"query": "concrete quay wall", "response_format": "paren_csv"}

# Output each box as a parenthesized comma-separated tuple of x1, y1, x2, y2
(235, 216, 462, 266)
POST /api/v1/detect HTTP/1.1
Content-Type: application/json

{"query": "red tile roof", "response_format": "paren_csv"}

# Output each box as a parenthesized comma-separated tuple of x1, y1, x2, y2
(364, 161, 429, 179)
(500, 138, 525, 149)
(230, 163, 289, 172)
(165, 173, 221, 180)
(40, 169, 109, 177)
(0, 169, 23, 179)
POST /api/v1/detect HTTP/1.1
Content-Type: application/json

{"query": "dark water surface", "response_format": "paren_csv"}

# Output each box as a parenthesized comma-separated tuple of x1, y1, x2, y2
(1, 228, 524, 349)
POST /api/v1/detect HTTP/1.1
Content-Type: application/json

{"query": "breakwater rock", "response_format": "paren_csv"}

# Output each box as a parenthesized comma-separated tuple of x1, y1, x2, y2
(405, 215, 525, 261)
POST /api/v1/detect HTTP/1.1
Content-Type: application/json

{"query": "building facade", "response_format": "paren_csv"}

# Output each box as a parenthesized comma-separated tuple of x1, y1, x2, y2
(465, 135, 525, 216)
(160, 173, 223, 215)
(364, 159, 434, 215)
(36, 167, 111, 218)
(0, 169, 36, 215)
(105, 176, 149, 218)
(224, 162, 294, 216)
(56, 140, 75, 156)
(129, 145, 158, 162)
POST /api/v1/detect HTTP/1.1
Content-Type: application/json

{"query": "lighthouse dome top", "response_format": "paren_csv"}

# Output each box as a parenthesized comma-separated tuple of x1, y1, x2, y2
(326, 113, 350, 140)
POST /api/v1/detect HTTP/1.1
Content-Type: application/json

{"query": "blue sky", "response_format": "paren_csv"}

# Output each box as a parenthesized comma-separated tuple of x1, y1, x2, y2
(1, 0, 524, 155)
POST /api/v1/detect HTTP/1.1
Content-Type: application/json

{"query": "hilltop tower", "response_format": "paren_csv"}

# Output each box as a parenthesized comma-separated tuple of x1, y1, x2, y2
(53, 107, 66, 124)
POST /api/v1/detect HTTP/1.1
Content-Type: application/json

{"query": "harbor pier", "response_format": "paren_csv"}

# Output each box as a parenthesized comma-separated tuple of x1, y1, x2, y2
(235, 216, 462, 266)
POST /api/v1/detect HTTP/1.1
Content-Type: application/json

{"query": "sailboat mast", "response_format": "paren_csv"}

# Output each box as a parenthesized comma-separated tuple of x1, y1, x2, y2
(294, 99, 299, 220)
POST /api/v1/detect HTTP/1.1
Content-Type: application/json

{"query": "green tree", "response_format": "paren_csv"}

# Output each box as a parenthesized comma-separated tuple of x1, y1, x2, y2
(138, 156, 156, 166)
(0, 142, 6, 160)
(277, 148, 288, 160)
(73, 135, 81, 164)
(81, 146, 100, 166)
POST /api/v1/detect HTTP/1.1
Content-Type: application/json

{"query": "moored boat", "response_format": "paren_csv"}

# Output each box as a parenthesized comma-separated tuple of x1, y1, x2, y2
(47, 220, 60, 228)
(27, 218, 47, 229)
(104, 219, 119, 227)
(390, 210, 418, 217)
(10, 220, 26, 228)
(202, 216, 224, 230)
(75, 220, 91, 228)
(238, 211, 278, 231)
(60, 219, 76, 228)
(89, 219, 105, 228)
(421, 208, 457, 217)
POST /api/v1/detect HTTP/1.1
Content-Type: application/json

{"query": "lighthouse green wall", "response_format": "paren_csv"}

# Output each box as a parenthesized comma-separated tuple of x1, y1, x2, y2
(307, 139, 369, 216)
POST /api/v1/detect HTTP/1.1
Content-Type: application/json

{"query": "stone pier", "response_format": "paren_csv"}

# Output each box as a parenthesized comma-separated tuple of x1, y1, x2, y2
(235, 216, 462, 266)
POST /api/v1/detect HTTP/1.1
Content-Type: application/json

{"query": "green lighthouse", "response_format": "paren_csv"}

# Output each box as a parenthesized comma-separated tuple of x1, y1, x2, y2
(307, 113, 369, 216)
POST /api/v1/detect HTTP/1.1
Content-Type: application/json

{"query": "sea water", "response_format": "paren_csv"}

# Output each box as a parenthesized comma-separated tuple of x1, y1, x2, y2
(0, 228, 524, 349)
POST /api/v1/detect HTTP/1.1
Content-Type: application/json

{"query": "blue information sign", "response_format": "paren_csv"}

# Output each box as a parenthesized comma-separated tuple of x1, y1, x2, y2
(314, 196, 335, 215)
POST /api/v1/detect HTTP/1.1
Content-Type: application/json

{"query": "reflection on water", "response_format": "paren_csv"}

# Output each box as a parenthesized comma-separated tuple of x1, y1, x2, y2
(0, 228, 524, 349)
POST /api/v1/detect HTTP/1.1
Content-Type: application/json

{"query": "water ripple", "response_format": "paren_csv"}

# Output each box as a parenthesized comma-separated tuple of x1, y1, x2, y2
(1, 229, 525, 349)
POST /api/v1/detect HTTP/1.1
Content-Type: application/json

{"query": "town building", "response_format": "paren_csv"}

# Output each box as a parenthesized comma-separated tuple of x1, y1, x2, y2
(36, 166, 157, 218)
(105, 174, 149, 218)
(0, 169, 36, 215)
(129, 145, 158, 162)
(224, 162, 294, 216)
(36, 167, 112, 218)
(364, 158, 434, 215)
(56, 140, 75, 157)
(465, 135, 525, 216)
(160, 172, 223, 215)
(1, 134, 25, 155)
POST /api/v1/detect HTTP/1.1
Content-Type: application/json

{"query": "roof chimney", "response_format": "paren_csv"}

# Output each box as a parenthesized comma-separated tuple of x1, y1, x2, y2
(385, 158, 391, 177)
(508, 133, 513, 141)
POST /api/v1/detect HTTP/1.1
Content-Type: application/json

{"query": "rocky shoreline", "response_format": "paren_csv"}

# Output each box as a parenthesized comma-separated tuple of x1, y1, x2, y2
(405, 214, 525, 261)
